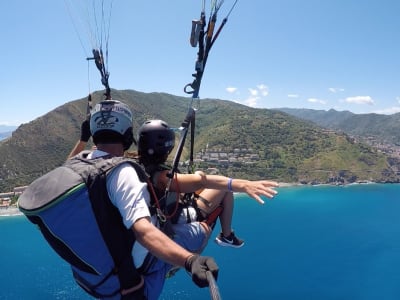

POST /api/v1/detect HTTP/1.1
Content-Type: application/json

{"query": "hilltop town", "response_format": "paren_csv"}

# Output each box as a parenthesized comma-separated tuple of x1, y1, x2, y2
(194, 145, 261, 169)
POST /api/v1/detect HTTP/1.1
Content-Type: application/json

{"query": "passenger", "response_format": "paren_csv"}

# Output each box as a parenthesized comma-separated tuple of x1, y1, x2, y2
(136, 119, 279, 248)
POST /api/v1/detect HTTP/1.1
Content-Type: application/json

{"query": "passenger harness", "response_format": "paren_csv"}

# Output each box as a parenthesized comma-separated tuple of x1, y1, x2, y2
(146, 164, 222, 230)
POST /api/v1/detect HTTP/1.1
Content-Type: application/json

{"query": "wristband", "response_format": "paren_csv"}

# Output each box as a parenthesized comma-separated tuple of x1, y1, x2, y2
(227, 178, 233, 192)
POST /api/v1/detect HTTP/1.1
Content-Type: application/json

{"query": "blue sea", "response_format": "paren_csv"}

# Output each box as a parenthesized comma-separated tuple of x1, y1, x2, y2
(1, 184, 400, 300)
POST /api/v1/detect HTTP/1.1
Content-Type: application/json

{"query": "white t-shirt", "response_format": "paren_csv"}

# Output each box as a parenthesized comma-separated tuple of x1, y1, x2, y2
(87, 150, 151, 229)
(87, 150, 154, 267)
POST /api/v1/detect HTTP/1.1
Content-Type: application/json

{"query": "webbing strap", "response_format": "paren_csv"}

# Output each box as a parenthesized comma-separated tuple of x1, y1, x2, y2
(205, 206, 223, 227)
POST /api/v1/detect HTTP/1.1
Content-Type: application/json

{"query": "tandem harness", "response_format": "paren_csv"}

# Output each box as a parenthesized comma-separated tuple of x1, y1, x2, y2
(146, 164, 224, 229)
(193, 193, 223, 229)
(18, 152, 149, 299)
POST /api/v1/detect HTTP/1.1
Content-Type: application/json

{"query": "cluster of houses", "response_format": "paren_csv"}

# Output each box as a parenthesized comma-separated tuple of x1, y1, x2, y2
(361, 136, 400, 158)
(194, 146, 261, 167)
(0, 186, 27, 209)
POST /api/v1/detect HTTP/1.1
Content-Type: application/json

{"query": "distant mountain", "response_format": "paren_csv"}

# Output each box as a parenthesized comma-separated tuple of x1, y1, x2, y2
(0, 132, 13, 141)
(275, 108, 354, 127)
(275, 108, 400, 145)
(0, 89, 398, 192)
(0, 125, 17, 141)
(0, 125, 18, 133)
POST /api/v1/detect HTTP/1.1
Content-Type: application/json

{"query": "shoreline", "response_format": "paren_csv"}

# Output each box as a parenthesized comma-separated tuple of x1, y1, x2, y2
(1, 182, 398, 217)
(276, 180, 395, 188)
(0, 206, 23, 217)
(278, 182, 353, 188)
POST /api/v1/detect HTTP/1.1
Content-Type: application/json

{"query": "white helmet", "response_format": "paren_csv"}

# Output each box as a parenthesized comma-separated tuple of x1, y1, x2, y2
(90, 100, 134, 150)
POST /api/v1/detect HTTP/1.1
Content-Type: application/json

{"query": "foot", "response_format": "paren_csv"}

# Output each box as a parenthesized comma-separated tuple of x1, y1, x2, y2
(215, 231, 244, 248)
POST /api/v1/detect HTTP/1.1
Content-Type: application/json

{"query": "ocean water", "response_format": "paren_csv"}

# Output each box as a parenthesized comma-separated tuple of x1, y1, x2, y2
(1, 184, 400, 300)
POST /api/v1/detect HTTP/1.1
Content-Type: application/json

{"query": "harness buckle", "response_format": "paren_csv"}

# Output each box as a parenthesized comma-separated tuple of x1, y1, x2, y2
(156, 208, 166, 223)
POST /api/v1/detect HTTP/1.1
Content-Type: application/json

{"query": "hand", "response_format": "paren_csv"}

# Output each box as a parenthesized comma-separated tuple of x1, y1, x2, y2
(244, 180, 279, 204)
(80, 120, 91, 142)
(185, 254, 219, 288)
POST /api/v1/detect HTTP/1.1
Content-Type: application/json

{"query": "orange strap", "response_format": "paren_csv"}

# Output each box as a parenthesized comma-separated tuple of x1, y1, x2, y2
(205, 205, 223, 226)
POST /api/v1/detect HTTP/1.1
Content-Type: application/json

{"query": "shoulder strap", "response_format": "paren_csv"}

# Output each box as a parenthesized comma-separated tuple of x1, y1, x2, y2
(66, 155, 143, 291)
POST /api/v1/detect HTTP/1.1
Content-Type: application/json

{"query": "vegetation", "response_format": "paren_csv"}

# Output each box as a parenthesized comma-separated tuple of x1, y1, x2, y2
(0, 89, 398, 192)
(277, 108, 400, 145)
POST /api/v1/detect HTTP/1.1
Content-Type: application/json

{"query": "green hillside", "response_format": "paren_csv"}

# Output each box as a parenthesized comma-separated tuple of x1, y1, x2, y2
(277, 108, 400, 145)
(0, 89, 398, 192)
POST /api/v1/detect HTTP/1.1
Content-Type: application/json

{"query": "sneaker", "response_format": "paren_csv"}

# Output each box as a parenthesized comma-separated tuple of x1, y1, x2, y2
(215, 231, 244, 248)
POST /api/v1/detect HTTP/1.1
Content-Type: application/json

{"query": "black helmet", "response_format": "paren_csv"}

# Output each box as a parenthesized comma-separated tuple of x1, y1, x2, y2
(138, 120, 175, 161)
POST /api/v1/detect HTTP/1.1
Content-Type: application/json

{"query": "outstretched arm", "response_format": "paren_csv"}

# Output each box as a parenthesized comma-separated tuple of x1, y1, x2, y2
(157, 170, 279, 204)
(214, 177, 279, 204)
(196, 172, 279, 204)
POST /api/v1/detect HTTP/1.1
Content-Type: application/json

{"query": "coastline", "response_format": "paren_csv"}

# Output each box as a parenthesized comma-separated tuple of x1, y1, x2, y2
(0, 206, 22, 217)
(1, 182, 398, 216)
(276, 180, 399, 188)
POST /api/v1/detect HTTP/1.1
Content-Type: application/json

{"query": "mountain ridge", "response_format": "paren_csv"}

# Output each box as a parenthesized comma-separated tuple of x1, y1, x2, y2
(275, 107, 400, 145)
(0, 89, 399, 192)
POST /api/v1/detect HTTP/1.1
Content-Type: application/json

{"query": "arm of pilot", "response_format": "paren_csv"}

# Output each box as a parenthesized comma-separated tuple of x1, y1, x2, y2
(158, 170, 279, 204)
(133, 216, 193, 267)
(133, 217, 219, 288)
(67, 120, 92, 159)
(111, 163, 219, 287)
(67, 141, 87, 159)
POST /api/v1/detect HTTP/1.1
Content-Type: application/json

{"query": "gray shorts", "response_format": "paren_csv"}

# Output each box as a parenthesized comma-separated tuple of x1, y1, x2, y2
(172, 221, 210, 254)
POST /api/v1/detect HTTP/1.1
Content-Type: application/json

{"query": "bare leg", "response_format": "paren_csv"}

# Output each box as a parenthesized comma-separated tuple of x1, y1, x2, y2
(198, 190, 244, 248)
(197, 189, 226, 211)
(219, 192, 234, 237)
(197, 189, 234, 237)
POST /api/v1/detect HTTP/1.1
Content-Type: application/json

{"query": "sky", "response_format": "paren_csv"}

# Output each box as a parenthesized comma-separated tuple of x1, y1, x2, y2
(2, 0, 400, 126)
